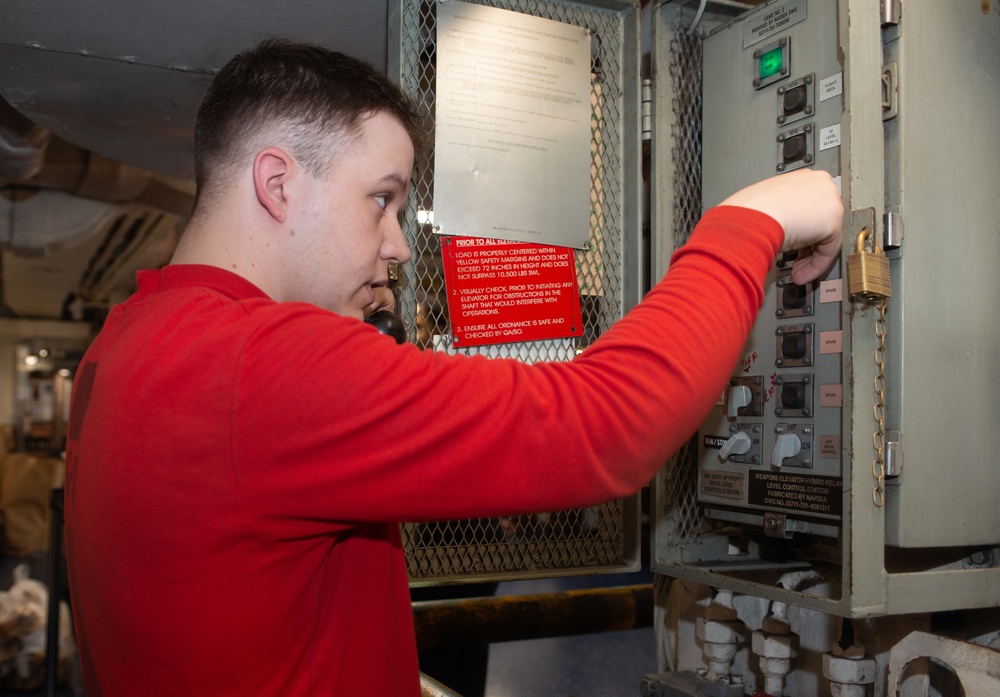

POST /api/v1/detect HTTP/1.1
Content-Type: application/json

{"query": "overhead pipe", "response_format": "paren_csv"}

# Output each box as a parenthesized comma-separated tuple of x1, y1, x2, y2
(1, 98, 194, 218)
(0, 97, 49, 181)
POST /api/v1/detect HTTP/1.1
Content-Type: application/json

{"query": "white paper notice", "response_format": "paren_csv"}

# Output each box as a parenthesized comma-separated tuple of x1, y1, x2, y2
(434, 1, 592, 248)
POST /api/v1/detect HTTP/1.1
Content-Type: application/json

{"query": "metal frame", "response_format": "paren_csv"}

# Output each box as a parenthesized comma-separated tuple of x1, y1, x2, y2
(389, 0, 646, 585)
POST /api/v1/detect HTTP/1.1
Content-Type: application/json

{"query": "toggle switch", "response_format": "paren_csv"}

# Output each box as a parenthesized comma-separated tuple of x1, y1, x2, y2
(772, 432, 802, 467)
(720, 431, 752, 460)
(727, 385, 753, 418)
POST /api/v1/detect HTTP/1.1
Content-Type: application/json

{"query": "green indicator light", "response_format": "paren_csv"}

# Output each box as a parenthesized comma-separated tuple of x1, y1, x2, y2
(759, 46, 784, 80)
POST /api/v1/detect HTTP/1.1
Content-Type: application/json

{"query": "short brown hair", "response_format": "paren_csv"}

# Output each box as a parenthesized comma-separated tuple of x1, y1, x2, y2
(194, 38, 427, 205)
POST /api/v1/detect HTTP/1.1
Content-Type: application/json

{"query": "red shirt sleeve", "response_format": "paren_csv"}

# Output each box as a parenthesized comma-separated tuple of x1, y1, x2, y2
(233, 206, 783, 524)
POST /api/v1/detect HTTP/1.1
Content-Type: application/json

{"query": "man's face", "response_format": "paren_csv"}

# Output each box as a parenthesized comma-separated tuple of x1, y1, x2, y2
(286, 111, 414, 319)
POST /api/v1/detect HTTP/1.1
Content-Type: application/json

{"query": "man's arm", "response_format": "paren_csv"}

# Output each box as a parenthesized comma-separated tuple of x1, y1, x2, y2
(720, 168, 843, 284)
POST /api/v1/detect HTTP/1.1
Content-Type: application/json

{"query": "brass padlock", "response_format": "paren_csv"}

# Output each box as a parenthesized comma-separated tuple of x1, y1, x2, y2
(847, 228, 892, 301)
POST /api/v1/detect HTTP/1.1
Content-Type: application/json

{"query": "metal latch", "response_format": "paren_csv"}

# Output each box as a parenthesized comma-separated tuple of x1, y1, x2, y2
(642, 78, 652, 143)
(882, 63, 898, 121)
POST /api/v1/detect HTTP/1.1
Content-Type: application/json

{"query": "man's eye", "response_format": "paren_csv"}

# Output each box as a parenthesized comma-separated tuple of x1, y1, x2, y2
(374, 194, 388, 210)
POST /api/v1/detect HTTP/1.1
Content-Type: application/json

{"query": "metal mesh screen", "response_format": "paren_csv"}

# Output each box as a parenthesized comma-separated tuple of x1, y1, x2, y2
(654, 20, 705, 551)
(392, 0, 639, 583)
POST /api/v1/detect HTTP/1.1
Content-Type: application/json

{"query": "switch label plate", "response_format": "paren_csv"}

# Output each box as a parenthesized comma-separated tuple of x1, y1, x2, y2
(820, 72, 843, 101)
(820, 123, 842, 151)
(743, 0, 808, 47)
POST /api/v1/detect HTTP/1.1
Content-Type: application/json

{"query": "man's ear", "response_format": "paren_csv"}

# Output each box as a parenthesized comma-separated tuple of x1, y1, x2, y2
(252, 147, 294, 223)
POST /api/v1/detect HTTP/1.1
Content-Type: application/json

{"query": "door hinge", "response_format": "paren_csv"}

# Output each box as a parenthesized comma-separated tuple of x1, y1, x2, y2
(885, 430, 903, 478)
(881, 0, 902, 27)
(883, 205, 904, 251)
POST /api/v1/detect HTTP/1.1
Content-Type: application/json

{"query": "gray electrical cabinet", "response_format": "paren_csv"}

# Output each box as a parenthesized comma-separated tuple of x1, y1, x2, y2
(651, 0, 1000, 617)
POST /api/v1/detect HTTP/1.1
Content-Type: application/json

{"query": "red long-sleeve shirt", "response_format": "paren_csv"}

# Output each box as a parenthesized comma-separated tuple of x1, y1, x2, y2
(64, 206, 782, 696)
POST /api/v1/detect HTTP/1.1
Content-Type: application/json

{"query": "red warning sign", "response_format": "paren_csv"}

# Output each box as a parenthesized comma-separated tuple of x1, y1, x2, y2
(440, 236, 584, 348)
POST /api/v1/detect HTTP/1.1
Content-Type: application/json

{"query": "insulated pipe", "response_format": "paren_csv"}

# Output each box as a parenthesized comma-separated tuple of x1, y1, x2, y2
(697, 589, 744, 684)
(412, 584, 653, 650)
(0, 97, 49, 180)
(887, 631, 1000, 697)
(420, 672, 464, 697)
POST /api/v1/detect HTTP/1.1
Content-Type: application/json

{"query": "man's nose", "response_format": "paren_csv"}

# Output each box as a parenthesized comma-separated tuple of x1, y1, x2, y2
(382, 216, 412, 265)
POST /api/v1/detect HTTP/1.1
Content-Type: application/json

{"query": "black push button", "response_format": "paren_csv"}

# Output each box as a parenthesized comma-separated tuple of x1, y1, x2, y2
(783, 134, 807, 162)
(782, 283, 807, 309)
(782, 332, 807, 359)
(781, 383, 806, 409)
(783, 85, 808, 115)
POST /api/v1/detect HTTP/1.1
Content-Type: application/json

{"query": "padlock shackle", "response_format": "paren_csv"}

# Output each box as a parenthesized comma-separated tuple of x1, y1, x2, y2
(855, 228, 872, 253)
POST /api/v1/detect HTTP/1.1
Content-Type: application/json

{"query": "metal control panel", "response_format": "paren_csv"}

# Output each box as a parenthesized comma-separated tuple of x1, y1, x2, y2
(652, 0, 1000, 617)
(696, 0, 845, 540)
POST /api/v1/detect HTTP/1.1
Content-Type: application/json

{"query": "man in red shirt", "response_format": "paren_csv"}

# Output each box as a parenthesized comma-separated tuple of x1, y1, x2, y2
(64, 38, 842, 696)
